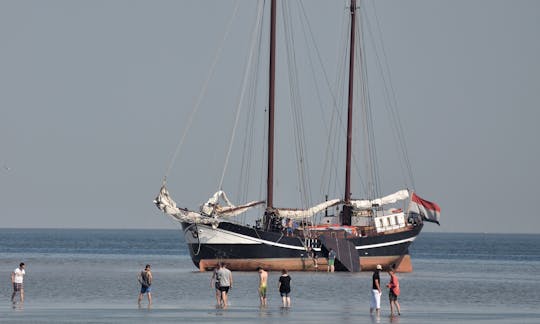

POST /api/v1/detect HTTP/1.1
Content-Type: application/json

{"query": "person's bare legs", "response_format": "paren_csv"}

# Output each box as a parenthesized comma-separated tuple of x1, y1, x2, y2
(281, 295, 286, 307)
(286, 296, 291, 307)
(147, 292, 152, 306)
(221, 291, 228, 309)
(215, 289, 221, 307)
(390, 299, 395, 316)
(20, 289, 24, 303)
(394, 300, 400, 315)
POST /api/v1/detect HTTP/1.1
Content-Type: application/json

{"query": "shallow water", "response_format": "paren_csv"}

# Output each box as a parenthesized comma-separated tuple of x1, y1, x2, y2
(1, 229, 539, 323)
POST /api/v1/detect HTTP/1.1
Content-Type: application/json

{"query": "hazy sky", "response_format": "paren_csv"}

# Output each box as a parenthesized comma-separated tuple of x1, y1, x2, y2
(1, 1, 539, 234)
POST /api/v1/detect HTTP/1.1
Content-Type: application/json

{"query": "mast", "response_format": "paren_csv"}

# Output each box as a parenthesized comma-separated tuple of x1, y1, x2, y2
(264, 0, 277, 230)
(342, 0, 357, 226)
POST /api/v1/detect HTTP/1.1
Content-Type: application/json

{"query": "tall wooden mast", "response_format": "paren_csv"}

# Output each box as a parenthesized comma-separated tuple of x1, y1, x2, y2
(264, 0, 277, 229)
(343, 0, 357, 225)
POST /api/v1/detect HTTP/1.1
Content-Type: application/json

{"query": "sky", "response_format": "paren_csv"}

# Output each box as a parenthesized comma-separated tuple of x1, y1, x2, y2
(1, 0, 539, 234)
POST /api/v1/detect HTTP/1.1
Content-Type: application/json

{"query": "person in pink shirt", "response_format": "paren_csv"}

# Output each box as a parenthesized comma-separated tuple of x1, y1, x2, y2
(386, 267, 401, 316)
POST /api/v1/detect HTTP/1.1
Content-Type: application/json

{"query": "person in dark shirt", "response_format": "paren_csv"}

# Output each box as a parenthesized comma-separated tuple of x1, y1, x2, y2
(370, 264, 382, 316)
(278, 269, 291, 307)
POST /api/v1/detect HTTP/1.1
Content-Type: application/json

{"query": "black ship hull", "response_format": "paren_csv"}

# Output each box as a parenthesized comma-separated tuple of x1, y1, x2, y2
(180, 221, 423, 272)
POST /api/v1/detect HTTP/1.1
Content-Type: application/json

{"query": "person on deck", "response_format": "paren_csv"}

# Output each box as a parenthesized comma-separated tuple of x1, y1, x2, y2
(286, 218, 293, 236)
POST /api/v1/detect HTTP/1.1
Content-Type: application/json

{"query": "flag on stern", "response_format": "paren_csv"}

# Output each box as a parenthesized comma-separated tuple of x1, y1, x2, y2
(409, 193, 440, 225)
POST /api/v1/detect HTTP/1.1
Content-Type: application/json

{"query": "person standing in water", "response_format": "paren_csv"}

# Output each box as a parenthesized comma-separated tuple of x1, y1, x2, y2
(216, 263, 233, 309)
(278, 269, 291, 307)
(11, 262, 26, 304)
(386, 267, 401, 316)
(210, 266, 222, 307)
(327, 248, 336, 272)
(137, 264, 153, 306)
(370, 264, 382, 316)
(257, 267, 268, 307)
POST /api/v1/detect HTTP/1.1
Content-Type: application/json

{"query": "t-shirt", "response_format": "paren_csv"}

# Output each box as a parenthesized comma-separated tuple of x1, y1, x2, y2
(13, 268, 25, 284)
(372, 270, 380, 290)
(389, 273, 400, 296)
(328, 250, 336, 261)
(279, 274, 291, 293)
(217, 268, 232, 287)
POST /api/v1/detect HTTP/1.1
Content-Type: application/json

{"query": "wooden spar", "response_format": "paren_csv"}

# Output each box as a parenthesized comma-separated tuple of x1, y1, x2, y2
(264, 0, 277, 229)
(343, 0, 357, 226)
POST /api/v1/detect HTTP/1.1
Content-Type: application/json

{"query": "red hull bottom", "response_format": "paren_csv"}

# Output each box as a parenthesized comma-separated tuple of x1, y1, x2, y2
(198, 254, 412, 273)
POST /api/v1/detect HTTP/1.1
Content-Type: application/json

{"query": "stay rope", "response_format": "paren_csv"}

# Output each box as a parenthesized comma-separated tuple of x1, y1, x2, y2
(162, 0, 242, 184)
(218, 0, 265, 191)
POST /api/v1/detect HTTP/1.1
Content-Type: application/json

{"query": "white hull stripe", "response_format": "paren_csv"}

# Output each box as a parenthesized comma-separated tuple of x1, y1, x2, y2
(184, 224, 307, 250)
(356, 237, 416, 250)
(184, 224, 416, 251)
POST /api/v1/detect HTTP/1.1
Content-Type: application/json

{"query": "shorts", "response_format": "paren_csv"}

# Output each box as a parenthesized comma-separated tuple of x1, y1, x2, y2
(280, 291, 290, 297)
(13, 283, 23, 292)
(259, 285, 267, 297)
(328, 259, 335, 266)
(389, 290, 398, 301)
(140, 285, 151, 294)
(370, 289, 381, 309)
(218, 286, 230, 293)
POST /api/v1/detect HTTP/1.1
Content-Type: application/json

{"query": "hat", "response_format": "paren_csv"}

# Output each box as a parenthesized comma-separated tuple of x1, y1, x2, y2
(376, 264, 382, 270)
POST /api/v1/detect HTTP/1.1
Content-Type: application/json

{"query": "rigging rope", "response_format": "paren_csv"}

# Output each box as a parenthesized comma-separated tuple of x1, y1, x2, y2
(283, 2, 312, 210)
(162, 0, 242, 184)
(368, 1, 416, 189)
(218, 0, 265, 190)
(298, 1, 349, 201)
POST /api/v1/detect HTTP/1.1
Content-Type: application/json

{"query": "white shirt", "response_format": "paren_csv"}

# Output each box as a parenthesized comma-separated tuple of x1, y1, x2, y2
(13, 267, 25, 284)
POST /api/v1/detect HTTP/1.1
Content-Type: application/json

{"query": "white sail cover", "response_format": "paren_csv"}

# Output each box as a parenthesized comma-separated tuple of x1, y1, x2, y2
(276, 199, 341, 219)
(154, 185, 182, 215)
(154, 186, 263, 227)
(200, 190, 264, 217)
(350, 190, 409, 210)
(153, 185, 219, 226)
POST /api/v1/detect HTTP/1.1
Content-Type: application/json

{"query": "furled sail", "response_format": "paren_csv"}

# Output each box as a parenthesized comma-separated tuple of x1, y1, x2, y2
(154, 185, 219, 226)
(200, 190, 264, 217)
(275, 199, 341, 219)
(154, 185, 181, 215)
(350, 190, 409, 209)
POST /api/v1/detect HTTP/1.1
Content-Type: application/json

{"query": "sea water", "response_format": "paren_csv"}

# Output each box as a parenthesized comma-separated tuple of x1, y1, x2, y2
(0, 229, 539, 323)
